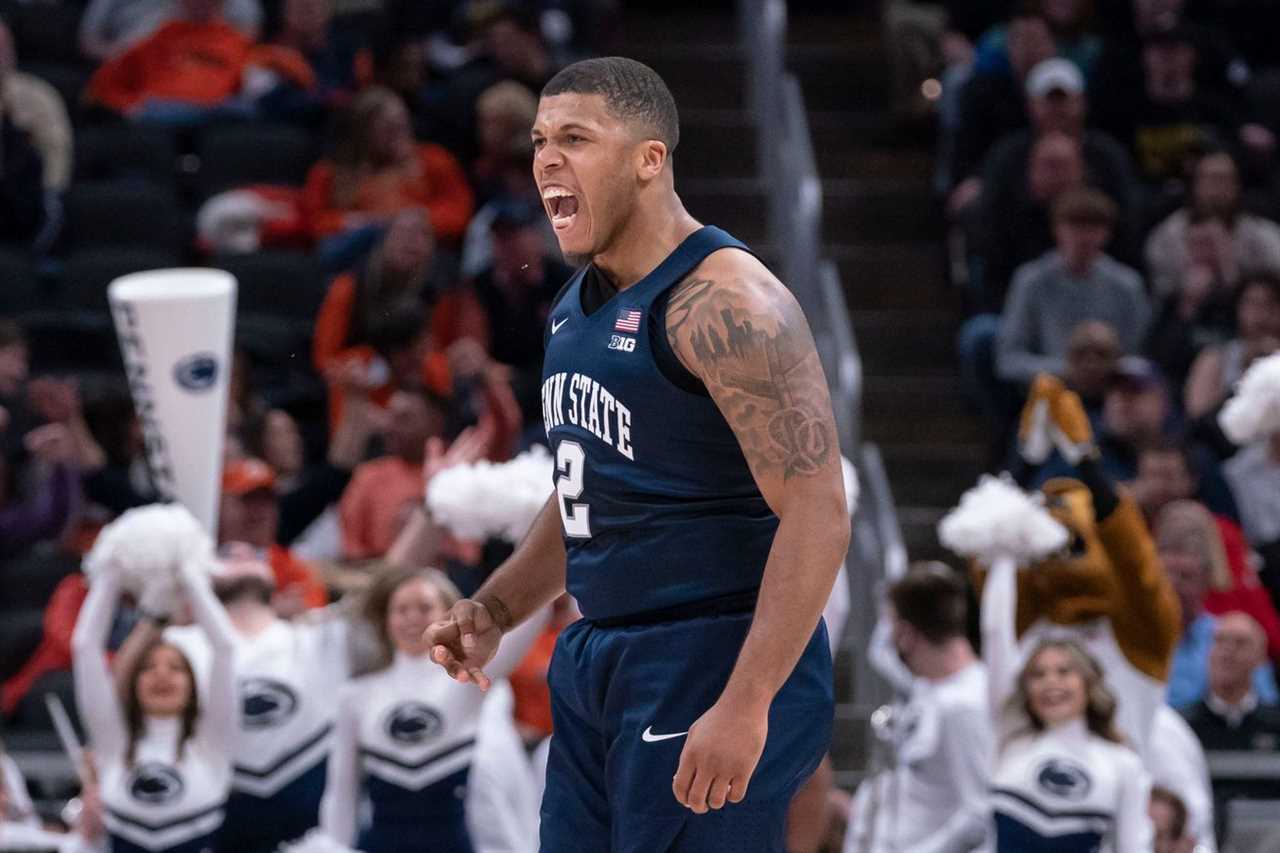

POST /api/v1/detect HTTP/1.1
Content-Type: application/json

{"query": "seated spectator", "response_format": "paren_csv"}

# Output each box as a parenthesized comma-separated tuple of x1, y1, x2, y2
(1104, 23, 1270, 188)
(1185, 273, 1280, 418)
(0, 104, 45, 249)
(1179, 611, 1280, 840)
(972, 0, 1100, 79)
(84, 0, 313, 123)
(996, 188, 1148, 385)
(978, 131, 1087, 311)
(79, 0, 262, 60)
(948, 3, 1057, 210)
(1146, 150, 1280, 303)
(1180, 611, 1280, 749)
(313, 209, 470, 425)
(467, 198, 574, 424)
(301, 86, 474, 247)
(1155, 499, 1280, 661)
(338, 385, 442, 561)
(460, 141, 557, 278)
(1144, 211, 1243, 399)
(0, 18, 71, 196)
(255, 0, 372, 125)
(1062, 320, 1122, 420)
(1131, 439, 1238, 525)
(218, 457, 328, 612)
(1223, 425, 1280, 551)
(1163, 532, 1277, 706)
(979, 58, 1138, 265)
(471, 80, 538, 204)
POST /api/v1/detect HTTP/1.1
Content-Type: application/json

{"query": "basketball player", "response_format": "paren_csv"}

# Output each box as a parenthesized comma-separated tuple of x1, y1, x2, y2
(426, 56, 850, 852)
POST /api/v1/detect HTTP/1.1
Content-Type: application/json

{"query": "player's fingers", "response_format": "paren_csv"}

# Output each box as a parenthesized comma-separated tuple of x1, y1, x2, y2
(431, 645, 467, 681)
(454, 601, 479, 651)
(727, 773, 749, 804)
(468, 667, 492, 691)
(706, 776, 732, 811)
(423, 617, 459, 647)
(672, 748, 696, 807)
(684, 767, 712, 815)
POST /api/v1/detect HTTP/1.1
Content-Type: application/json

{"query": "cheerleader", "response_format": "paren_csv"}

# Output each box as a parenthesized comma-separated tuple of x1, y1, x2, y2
(160, 551, 359, 853)
(71, 533, 236, 853)
(319, 566, 542, 853)
(983, 555, 1153, 853)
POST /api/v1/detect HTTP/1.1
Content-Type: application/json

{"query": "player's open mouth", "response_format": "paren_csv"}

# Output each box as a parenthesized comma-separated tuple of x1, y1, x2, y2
(543, 186, 580, 231)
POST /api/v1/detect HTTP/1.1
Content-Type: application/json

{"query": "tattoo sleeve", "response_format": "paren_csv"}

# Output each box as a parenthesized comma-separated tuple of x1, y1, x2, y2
(666, 275, 836, 481)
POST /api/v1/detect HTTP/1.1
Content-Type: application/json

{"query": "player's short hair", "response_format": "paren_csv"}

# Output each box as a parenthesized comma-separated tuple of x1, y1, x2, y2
(0, 318, 25, 350)
(542, 56, 680, 153)
(889, 562, 970, 645)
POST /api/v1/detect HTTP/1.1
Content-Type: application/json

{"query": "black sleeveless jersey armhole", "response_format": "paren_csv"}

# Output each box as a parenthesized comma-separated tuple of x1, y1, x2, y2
(650, 286, 710, 397)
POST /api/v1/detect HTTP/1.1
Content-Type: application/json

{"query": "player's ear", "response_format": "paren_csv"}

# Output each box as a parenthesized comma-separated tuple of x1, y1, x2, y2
(636, 139, 668, 181)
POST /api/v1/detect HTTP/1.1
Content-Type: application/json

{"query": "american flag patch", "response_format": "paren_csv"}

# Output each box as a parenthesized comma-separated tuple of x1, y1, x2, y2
(614, 309, 642, 333)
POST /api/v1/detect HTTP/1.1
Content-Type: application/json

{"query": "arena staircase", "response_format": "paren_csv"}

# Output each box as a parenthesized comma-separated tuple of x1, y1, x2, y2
(623, 4, 987, 787)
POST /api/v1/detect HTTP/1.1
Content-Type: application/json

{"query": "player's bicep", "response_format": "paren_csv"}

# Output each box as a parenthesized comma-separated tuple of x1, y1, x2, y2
(665, 272, 839, 507)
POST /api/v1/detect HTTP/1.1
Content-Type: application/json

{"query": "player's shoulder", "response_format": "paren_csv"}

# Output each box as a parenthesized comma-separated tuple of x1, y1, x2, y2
(668, 246, 791, 315)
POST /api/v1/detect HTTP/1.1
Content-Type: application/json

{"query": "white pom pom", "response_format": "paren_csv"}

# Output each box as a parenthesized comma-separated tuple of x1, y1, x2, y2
(937, 475, 1068, 565)
(1219, 352, 1280, 445)
(83, 503, 215, 595)
(278, 830, 363, 853)
(841, 455, 859, 518)
(427, 446, 555, 542)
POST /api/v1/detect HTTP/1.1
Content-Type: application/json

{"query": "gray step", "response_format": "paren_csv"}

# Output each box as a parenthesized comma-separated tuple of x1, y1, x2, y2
(862, 376, 988, 446)
(898, 505, 954, 565)
(852, 309, 960, 376)
(880, 442, 986, 508)
(834, 243, 950, 311)
(823, 179, 938, 243)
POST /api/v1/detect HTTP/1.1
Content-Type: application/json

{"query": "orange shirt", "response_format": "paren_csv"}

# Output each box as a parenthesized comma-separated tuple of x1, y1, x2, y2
(508, 622, 558, 738)
(87, 20, 252, 112)
(338, 456, 424, 560)
(269, 543, 328, 609)
(301, 144, 475, 243)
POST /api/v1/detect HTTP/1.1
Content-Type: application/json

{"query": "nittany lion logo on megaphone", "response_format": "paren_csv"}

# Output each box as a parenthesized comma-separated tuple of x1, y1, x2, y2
(128, 763, 184, 804)
(240, 677, 298, 729)
(173, 352, 219, 392)
(385, 703, 444, 745)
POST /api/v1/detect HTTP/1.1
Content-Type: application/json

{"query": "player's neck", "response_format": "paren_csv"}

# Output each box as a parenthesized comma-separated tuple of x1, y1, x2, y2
(592, 194, 700, 291)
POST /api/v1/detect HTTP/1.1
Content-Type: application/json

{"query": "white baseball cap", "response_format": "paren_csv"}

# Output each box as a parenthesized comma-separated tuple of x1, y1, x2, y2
(1026, 58, 1085, 99)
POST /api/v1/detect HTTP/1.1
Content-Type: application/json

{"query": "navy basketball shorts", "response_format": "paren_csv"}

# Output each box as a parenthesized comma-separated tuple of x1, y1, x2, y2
(538, 611, 833, 853)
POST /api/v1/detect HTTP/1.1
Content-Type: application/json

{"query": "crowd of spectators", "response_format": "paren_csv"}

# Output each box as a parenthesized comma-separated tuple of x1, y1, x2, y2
(879, 0, 1280, 849)
(0, 0, 620, 846)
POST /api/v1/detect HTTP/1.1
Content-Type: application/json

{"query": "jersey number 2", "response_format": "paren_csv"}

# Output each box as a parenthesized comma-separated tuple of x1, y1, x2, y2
(556, 441, 591, 538)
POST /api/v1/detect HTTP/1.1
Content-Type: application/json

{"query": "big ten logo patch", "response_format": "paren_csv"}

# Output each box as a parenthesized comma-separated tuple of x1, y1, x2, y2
(608, 335, 636, 353)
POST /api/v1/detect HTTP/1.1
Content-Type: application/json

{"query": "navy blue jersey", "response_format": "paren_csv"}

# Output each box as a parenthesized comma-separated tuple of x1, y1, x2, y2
(540, 226, 778, 621)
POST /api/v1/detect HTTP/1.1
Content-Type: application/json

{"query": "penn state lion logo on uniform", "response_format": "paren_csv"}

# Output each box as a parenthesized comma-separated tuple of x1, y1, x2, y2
(128, 763, 185, 804)
(1036, 758, 1092, 800)
(385, 702, 444, 745)
(239, 677, 299, 729)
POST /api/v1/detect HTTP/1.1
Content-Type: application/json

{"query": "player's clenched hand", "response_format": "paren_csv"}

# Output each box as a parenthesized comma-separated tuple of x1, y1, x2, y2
(672, 699, 768, 814)
(425, 599, 503, 691)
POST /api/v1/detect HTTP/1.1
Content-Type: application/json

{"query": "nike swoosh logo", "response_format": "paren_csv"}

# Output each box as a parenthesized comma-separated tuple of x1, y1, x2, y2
(641, 726, 688, 743)
(551, 317, 568, 334)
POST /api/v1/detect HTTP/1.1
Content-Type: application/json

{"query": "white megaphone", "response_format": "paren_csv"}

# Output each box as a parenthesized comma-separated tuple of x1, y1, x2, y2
(109, 269, 237, 535)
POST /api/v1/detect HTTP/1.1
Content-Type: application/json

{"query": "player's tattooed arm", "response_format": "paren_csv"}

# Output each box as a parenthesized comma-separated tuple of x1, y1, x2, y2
(665, 267, 838, 493)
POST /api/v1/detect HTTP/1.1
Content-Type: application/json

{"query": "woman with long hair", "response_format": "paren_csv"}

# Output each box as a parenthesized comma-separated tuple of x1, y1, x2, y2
(319, 565, 542, 853)
(983, 554, 1153, 851)
(71, 551, 237, 853)
(302, 86, 474, 245)
(1186, 273, 1280, 418)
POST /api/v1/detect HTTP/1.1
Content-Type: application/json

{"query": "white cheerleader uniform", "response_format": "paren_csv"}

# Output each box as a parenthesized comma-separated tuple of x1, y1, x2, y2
(320, 613, 543, 853)
(983, 557, 1153, 853)
(72, 568, 236, 853)
(167, 612, 351, 853)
